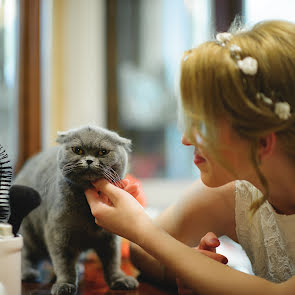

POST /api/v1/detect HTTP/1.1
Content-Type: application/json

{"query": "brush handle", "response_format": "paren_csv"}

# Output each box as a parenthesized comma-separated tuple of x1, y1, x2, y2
(8, 185, 41, 235)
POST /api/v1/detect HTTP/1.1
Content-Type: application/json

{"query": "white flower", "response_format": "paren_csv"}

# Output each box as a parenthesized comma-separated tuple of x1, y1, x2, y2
(263, 96, 273, 105)
(229, 44, 242, 54)
(216, 32, 232, 44)
(237, 57, 258, 75)
(256, 93, 272, 105)
(256, 93, 265, 101)
(274, 102, 291, 120)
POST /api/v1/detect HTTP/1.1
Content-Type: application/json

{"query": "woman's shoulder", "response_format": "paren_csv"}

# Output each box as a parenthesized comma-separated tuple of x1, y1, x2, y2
(154, 179, 237, 242)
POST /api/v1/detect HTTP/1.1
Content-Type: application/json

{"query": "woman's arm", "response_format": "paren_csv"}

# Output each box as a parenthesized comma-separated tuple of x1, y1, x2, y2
(130, 231, 227, 286)
(130, 179, 236, 285)
(137, 221, 286, 295)
(85, 179, 293, 295)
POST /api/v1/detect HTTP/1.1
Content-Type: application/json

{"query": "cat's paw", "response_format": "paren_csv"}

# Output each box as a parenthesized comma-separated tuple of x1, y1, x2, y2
(109, 275, 139, 290)
(51, 282, 77, 295)
(22, 268, 40, 282)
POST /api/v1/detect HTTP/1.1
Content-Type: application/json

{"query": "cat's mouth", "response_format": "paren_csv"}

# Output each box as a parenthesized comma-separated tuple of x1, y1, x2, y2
(86, 174, 100, 182)
(84, 168, 102, 178)
(66, 164, 120, 185)
(71, 167, 102, 182)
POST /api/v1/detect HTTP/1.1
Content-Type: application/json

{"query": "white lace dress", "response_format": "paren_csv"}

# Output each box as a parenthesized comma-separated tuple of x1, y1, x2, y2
(235, 180, 295, 283)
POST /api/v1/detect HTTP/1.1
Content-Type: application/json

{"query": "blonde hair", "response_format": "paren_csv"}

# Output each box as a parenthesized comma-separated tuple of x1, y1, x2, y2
(180, 20, 295, 215)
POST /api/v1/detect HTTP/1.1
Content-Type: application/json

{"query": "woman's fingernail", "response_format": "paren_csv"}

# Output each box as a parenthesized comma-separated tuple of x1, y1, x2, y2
(222, 257, 228, 264)
(210, 238, 219, 244)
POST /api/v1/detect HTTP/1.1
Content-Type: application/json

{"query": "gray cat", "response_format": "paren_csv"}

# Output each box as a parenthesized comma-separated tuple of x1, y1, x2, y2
(14, 125, 139, 295)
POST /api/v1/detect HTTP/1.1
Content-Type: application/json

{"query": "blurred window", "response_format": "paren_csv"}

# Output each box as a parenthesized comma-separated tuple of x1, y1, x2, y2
(108, 0, 213, 179)
(244, 0, 295, 23)
(0, 0, 19, 164)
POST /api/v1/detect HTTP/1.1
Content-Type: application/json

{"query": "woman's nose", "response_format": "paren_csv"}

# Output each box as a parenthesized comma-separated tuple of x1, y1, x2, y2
(181, 135, 192, 146)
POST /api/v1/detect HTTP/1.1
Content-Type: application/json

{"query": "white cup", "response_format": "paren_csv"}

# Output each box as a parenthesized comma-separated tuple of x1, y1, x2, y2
(0, 224, 23, 295)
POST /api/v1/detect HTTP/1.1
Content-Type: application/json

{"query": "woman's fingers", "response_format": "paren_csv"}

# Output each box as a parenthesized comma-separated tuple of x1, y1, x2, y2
(91, 178, 122, 204)
(84, 188, 113, 222)
(124, 183, 140, 198)
(120, 178, 130, 188)
(84, 188, 111, 207)
(84, 188, 100, 207)
(198, 249, 228, 264)
(91, 178, 139, 199)
(198, 231, 220, 252)
(197, 232, 228, 264)
(120, 178, 140, 197)
(92, 178, 109, 190)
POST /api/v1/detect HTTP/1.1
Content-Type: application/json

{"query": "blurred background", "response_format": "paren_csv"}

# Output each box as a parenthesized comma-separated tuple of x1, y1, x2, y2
(1, 0, 295, 208)
(2, 0, 295, 276)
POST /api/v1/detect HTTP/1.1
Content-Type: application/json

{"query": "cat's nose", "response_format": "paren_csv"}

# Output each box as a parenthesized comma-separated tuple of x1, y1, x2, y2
(86, 160, 93, 165)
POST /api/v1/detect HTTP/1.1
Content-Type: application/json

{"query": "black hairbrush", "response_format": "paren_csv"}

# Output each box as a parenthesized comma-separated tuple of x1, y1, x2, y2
(0, 144, 41, 235)
(0, 144, 12, 223)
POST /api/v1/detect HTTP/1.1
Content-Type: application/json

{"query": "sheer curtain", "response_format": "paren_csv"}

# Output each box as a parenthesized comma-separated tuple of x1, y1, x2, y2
(0, 0, 19, 166)
(244, 0, 295, 23)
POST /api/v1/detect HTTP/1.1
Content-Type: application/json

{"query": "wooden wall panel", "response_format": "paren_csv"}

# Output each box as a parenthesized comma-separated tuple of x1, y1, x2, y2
(16, 0, 41, 172)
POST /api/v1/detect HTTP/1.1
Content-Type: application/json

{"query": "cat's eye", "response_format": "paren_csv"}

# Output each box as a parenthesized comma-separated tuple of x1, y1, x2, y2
(97, 149, 109, 156)
(72, 147, 85, 155)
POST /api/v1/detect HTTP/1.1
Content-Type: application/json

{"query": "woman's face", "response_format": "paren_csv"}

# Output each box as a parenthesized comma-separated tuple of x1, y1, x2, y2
(182, 120, 255, 187)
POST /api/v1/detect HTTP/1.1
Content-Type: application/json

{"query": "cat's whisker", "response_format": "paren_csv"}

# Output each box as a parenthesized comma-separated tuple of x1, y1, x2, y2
(101, 165, 124, 189)
(63, 161, 87, 173)
(98, 164, 123, 188)
(102, 173, 116, 185)
(88, 163, 119, 186)
(98, 166, 112, 179)
(101, 169, 118, 185)
(62, 166, 75, 176)
(98, 164, 116, 182)
(100, 168, 121, 186)
(63, 164, 73, 170)
(106, 165, 121, 179)
(74, 162, 85, 168)
(63, 166, 73, 172)
(105, 166, 124, 189)
(63, 163, 74, 170)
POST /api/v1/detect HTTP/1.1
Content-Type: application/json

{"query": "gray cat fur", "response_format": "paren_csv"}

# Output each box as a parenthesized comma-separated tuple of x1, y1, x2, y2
(14, 125, 138, 295)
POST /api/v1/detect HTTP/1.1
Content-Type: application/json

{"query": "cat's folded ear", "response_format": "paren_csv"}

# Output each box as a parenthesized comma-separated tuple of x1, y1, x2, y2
(56, 130, 71, 144)
(116, 136, 132, 152)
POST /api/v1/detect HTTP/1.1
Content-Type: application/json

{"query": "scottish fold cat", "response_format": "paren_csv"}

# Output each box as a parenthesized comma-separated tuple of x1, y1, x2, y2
(14, 125, 138, 295)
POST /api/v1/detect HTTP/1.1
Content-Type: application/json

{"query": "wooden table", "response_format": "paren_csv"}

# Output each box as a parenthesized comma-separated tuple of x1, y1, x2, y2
(22, 252, 178, 295)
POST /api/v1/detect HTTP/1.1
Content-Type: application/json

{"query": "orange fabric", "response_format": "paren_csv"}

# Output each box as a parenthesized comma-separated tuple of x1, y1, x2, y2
(125, 174, 146, 207)
(122, 174, 146, 258)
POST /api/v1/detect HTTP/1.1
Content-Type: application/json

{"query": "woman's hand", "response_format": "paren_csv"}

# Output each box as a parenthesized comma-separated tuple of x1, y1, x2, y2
(121, 178, 140, 199)
(196, 232, 228, 263)
(85, 178, 152, 244)
(176, 232, 228, 295)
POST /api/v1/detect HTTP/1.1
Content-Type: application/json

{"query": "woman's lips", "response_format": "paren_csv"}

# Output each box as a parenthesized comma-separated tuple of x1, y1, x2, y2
(193, 153, 206, 165)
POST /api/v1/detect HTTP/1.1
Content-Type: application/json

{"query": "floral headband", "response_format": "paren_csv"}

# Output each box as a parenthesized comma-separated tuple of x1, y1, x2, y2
(216, 32, 291, 120)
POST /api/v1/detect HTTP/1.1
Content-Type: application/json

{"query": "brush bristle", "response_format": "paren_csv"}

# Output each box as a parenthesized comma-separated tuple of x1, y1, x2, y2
(0, 145, 12, 223)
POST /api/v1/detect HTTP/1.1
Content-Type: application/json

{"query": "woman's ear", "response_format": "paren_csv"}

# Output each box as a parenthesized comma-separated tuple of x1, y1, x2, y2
(258, 132, 276, 162)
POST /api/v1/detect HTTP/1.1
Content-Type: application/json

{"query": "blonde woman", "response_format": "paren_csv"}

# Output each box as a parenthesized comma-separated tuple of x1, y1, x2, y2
(85, 20, 295, 294)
